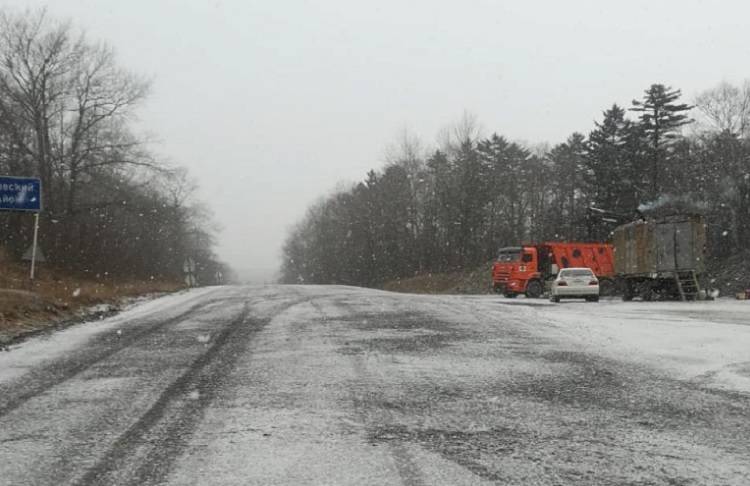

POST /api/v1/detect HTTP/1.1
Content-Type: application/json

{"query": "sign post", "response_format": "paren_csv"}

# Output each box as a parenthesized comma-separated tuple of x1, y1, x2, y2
(183, 257, 197, 287)
(0, 176, 43, 280)
(30, 212, 40, 280)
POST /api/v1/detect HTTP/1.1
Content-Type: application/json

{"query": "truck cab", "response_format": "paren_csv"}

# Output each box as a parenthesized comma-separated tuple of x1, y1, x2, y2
(492, 246, 544, 298)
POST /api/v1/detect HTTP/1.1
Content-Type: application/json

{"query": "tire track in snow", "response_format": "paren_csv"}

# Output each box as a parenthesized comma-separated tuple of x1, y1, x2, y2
(74, 292, 318, 486)
(0, 295, 222, 419)
(315, 296, 429, 486)
(73, 304, 260, 486)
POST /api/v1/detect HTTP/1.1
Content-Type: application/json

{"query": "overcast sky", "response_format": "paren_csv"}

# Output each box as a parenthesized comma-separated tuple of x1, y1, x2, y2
(4, 0, 749, 281)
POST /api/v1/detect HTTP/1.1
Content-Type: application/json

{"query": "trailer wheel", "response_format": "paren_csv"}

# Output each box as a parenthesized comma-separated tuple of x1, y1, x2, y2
(525, 280, 543, 298)
(599, 278, 616, 296)
(621, 279, 634, 301)
(641, 288, 657, 301)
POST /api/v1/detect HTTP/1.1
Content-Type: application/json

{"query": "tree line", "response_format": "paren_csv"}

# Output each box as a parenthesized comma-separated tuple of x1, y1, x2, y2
(0, 8, 227, 283)
(281, 81, 750, 286)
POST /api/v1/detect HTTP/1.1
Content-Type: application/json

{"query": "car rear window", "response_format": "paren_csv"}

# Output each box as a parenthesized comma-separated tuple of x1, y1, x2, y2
(560, 269, 593, 277)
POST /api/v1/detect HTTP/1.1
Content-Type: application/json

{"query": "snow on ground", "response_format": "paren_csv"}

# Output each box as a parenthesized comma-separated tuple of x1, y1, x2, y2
(0, 286, 220, 385)
(3, 285, 748, 395)
(445, 295, 750, 394)
(1, 284, 748, 484)
(536, 298, 750, 393)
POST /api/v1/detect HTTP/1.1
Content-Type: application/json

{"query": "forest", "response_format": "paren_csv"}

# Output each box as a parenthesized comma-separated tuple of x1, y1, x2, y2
(0, 9, 226, 284)
(281, 81, 750, 287)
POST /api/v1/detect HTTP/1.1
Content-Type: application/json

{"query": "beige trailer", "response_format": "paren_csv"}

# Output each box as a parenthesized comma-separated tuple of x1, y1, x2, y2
(613, 215, 706, 301)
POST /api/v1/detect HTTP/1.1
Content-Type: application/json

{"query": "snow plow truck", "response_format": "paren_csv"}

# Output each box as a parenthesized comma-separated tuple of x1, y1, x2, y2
(492, 242, 615, 298)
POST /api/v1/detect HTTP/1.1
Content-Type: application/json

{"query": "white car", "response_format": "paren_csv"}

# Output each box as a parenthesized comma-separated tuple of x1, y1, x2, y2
(550, 267, 599, 303)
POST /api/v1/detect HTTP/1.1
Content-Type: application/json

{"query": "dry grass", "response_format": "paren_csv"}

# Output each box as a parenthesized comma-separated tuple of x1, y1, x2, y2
(0, 257, 183, 343)
(382, 262, 494, 295)
(383, 271, 466, 294)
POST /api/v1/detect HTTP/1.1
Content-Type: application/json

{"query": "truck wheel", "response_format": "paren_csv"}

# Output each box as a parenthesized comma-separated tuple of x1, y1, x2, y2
(525, 280, 543, 298)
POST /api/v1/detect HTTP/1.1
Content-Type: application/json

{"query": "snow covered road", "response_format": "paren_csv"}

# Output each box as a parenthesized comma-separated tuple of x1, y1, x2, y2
(0, 285, 749, 485)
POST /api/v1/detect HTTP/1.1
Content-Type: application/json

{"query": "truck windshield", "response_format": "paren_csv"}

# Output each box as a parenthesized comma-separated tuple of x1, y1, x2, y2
(497, 249, 521, 262)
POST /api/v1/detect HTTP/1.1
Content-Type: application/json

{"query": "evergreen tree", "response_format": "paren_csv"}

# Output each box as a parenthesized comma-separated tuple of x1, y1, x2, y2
(630, 84, 693, 197)
(547, 133, 588, 240)
(585, 103, 649, 239)
(280, 84, 750, 289)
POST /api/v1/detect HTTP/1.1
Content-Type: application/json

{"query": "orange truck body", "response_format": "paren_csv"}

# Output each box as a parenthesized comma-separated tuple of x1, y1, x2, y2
(492, 242, 615, 297)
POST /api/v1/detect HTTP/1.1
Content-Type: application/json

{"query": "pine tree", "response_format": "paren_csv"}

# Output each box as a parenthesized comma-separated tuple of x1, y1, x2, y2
(587, 105, 638, 210)
(547, 133, 588, 239)
(630, 84, 693, 197)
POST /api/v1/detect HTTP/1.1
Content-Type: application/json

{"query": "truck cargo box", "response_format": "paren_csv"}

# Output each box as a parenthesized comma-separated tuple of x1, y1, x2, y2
(613, 215, 706, 276)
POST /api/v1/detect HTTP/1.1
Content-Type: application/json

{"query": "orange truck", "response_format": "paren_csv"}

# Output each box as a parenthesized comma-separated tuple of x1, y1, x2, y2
(492, 242, 615, 298)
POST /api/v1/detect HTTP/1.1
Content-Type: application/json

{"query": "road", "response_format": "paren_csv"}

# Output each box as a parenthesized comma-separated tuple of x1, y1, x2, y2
(1, 285, 749, 485)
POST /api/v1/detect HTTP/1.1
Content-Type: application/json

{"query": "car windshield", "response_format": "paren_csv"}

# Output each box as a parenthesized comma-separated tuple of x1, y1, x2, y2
(560, 269, 594, 278)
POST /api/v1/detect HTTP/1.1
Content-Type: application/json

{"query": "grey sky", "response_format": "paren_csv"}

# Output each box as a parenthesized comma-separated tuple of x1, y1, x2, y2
(5, 0, 749, 280)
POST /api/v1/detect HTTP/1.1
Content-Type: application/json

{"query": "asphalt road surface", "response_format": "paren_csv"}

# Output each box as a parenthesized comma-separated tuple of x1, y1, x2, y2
(1, 285, 749, 485)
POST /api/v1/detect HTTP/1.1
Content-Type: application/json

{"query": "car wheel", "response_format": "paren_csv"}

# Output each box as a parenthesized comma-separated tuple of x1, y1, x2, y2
(550, 295, 560, 303)
(586, 296, 599, 302)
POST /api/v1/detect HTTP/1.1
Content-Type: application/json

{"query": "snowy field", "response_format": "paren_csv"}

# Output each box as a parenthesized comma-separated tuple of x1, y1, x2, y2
(457, 295, 750, 394)
(0, 285, 748, 485)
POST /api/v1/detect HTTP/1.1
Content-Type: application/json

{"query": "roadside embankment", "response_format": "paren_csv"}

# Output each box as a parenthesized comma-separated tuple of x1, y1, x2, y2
(0, 260, 183, 345)
(382, 262, 493, 294)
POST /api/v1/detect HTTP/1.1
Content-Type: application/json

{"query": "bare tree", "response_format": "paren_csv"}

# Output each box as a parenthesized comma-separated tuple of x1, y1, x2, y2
(0, 8, 150, 215)
(384, 128, 423, 169)
(694, 80, 750, 137)
(0, 8, 225, 282)
(437, 110, 483, 155)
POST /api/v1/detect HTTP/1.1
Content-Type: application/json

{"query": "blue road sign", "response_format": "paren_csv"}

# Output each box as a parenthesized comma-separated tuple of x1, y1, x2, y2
(0, 176, 42, 212)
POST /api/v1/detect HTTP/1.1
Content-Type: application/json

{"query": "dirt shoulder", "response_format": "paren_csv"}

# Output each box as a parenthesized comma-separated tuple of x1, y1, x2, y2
(0, 261, 183, 345)
(382, 262, 493, 295)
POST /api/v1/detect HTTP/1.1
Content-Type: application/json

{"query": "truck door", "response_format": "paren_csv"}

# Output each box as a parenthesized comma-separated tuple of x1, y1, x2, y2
(536, 246, 550, 277)
(521, 248, 536, 273)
